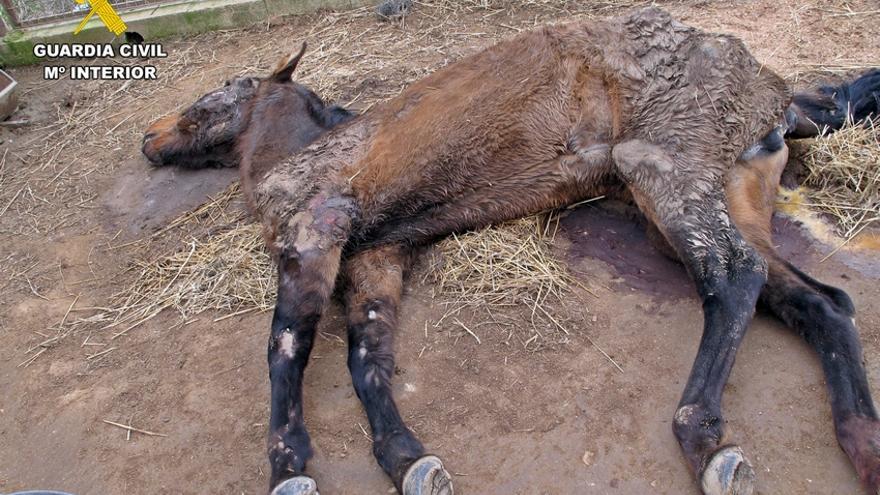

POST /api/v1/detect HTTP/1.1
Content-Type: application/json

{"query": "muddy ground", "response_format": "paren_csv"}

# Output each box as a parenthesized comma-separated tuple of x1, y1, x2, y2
(1, 0, 879, 494)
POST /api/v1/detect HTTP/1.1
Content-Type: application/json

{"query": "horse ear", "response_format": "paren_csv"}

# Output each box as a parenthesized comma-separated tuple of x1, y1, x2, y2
(272, 42, 307, 83)
(177, 114, 199, 133)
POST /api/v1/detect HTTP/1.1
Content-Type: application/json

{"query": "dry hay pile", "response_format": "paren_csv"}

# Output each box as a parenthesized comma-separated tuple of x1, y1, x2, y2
(107, 183, 271, 328)
(425, 214, 606, 352)
(429, 216, 575, 308)
(94, 206, 585, 350)
(20, 184, 267, 365)
(19, 223, 272, 366)
(115, 224, 272, 321)
(801, 119, 880, 241)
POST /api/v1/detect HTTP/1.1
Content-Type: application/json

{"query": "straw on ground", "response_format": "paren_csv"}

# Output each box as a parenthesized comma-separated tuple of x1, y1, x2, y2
(801, 119, 879, 241)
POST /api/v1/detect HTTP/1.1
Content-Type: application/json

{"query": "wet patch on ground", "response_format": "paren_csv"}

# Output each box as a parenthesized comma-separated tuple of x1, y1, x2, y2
(773, 212, 880, 279)
(560, 202, 695, 301)
(102, 160, 239, 235)
(770, 214, 818, 268)
(559, 203, 873, 301)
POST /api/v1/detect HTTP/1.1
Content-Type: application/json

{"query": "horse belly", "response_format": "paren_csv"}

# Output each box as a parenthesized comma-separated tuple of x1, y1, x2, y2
(348, 66, 623, 221)
(348, 72, 572, 217)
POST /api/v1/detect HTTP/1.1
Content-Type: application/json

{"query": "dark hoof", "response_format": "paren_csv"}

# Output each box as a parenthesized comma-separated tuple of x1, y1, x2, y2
(402, 455, 453, 495)
(837, 415, 880, 493)
(700, 446, 755, 495)
(268, 428, 313, 487)
(270, 476, 319, 495)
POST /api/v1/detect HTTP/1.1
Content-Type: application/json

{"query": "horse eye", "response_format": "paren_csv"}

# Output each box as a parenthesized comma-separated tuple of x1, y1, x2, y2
(223, 80, 231, 87)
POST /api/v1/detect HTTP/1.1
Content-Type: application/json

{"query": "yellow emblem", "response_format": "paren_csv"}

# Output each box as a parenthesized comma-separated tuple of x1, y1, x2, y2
(73, 0, 127, 36)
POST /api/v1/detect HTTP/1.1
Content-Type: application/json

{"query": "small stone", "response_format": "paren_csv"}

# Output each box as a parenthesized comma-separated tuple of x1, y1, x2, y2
(581, 450, 595, 466)
(266, 15, 285, 27)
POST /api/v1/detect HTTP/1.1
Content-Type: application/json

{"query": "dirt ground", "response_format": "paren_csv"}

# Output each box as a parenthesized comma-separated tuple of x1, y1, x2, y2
(1, 1, 879, 494)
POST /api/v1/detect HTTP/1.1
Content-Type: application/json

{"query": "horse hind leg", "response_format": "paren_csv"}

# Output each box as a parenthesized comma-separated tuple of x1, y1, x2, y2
(762, 261, 880, 492)
(614, 139, 768, 495)
(726, 146, 880, 493)
(342, 244, 453, 495)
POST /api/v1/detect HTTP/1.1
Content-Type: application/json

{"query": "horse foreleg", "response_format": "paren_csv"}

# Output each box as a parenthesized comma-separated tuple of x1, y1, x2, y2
(266, 191, 356, 494)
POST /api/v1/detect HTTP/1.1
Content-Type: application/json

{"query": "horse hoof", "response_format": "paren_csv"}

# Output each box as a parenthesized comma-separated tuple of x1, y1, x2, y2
(402, 455, 454, 495)
(271, 476, 319, 495)
(700, 446, 755, 495)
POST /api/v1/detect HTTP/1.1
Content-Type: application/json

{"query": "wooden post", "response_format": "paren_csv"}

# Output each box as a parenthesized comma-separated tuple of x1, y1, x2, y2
(0, 0, 20, 29)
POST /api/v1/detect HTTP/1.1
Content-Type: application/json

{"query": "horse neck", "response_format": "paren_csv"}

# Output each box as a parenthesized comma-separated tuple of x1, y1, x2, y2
(237, 87, 349, 210)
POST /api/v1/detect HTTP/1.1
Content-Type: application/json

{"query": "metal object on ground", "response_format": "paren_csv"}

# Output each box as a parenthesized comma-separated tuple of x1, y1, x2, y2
(376, 0, 412, 21)
(0, 68, 19, 121)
